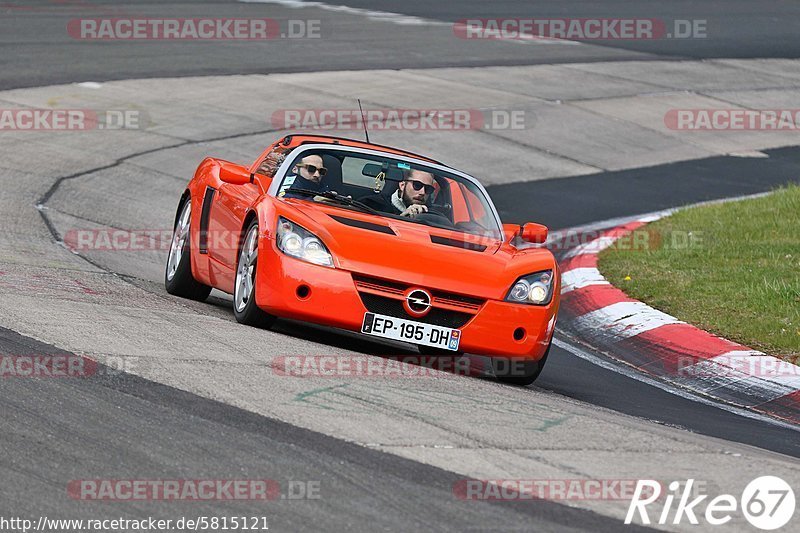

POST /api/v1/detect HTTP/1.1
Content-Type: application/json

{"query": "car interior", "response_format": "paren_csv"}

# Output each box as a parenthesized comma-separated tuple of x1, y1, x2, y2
(283, 150, 496, 237)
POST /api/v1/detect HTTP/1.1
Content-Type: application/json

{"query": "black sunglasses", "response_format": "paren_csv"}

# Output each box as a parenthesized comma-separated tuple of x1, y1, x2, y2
(297, 163, 327, 176)
(405, 179, 435, 194)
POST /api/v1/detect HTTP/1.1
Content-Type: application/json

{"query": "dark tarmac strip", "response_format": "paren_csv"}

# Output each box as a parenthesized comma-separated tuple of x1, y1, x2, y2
(0, 326, 651, 532)
(488, 145, 800, 229)
(538, 341, 800, 458)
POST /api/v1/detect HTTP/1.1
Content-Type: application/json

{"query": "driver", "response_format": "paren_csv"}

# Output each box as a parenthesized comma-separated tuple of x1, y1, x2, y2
(390, 169, 436, 219)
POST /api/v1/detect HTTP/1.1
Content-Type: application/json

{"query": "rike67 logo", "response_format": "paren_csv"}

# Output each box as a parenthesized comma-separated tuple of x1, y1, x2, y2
(626, 477, 795, 530)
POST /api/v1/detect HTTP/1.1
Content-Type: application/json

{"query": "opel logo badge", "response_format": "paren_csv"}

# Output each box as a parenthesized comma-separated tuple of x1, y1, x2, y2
(404, 288, 432, 317)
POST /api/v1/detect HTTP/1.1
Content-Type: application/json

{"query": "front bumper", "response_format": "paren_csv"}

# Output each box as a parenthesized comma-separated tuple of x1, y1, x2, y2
(257, 246, 558, 361)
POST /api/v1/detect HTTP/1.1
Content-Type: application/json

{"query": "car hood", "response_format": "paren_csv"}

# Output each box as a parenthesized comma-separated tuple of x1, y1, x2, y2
(277, 201, 556, 300)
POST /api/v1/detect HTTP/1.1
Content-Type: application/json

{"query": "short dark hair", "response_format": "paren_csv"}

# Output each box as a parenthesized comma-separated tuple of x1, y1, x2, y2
(402, 168, 434, 181)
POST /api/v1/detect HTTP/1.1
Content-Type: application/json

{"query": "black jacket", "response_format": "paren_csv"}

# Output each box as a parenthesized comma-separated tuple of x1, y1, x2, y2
(281, 174, 330, 199)
(358, 190, 403, 214)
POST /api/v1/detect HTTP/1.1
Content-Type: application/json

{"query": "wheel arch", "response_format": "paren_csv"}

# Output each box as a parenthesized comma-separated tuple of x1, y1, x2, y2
(240, 200, 276, 253)
(240, 209, 259, 253)
(173, 189, 191, 229)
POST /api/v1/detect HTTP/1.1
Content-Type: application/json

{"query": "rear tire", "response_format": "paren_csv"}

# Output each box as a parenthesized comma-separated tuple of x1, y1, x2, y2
(233, 219, 276, 329)
(165, 199, 212, 301)
(493, 342, 551, 386)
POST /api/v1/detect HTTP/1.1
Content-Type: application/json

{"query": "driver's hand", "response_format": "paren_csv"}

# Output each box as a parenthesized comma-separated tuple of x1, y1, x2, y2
(401, 204, 428, 218)
(328, 191, 352, 199)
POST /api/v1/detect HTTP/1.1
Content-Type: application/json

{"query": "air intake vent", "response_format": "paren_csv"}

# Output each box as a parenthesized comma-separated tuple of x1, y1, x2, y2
(329, 215, 395, 235)
(430, 235, 487, 252)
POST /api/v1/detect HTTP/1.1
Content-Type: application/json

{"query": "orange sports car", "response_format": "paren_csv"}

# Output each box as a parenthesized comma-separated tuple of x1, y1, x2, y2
(165, 134, 559, 384)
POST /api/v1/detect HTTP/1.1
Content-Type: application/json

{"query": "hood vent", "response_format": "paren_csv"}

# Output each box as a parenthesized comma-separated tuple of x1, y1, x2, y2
(328, 215, 395, 235)
(430, 235, 487, 252)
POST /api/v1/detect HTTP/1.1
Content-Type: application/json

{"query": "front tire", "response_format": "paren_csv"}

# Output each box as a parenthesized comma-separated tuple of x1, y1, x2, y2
(233, 219, 276, 329)
(165, 199, 212, 301)
(493, 342, 551, 386)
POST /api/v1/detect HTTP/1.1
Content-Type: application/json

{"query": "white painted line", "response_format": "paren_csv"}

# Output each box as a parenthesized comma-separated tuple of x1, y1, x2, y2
(728, 151, 769, 158)
(239, 0, 580, 45)
(573, 301, 683, 339)
(636, 214, 663, 223)
(552, 336, 800, 432)
(560, 267, 609, 294)
(242, 0, 449, 26)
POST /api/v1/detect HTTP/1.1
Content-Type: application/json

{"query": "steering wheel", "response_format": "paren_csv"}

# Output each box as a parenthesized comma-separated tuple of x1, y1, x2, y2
(415, 208, 456, 229)
(429, 202, 453, 220)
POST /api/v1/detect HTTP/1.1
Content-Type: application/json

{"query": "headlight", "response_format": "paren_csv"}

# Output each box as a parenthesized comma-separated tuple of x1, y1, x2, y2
(276, 217, 334, 267)
(505, 270, 554, 305)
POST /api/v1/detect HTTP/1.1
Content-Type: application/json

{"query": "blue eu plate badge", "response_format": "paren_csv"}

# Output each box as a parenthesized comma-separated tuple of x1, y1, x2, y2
(449, 330, 460, 350)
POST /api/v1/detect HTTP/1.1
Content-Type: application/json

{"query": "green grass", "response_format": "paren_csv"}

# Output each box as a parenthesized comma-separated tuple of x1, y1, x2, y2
(598, 185, 800, 362)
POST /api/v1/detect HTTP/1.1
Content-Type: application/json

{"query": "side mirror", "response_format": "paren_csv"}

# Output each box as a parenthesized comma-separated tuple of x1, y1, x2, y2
(521, 222, 548, 244)
(502, 223, 521, 242)
(218, 161, 253, 185)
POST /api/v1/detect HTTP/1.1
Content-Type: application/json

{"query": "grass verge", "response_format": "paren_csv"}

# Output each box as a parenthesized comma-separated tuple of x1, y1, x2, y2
(598, 185, 800, 362)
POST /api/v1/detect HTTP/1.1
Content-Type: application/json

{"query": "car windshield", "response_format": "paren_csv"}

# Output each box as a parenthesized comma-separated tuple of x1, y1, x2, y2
(276, 148, 503, 240)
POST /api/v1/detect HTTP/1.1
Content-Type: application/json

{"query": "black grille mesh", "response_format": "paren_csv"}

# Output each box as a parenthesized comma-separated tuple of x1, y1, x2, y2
(352, 274, 485, 307)
(358, 293, 472, 329)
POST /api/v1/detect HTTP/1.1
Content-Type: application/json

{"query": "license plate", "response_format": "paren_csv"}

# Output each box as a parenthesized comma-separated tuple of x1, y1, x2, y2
(361, 313, 461, 351)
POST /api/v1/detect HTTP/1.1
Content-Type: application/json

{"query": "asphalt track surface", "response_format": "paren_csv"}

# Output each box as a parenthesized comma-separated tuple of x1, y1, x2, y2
(1, 326, 644, 532)
(321, 0, 800, 59)
(2, 0, 800, 90)
(2, 1, 800, 531)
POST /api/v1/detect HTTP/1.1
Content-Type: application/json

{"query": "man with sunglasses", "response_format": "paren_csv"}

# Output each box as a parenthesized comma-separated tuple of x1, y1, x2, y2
(281, 154, 330, 199)
(390, 169, 436, 218)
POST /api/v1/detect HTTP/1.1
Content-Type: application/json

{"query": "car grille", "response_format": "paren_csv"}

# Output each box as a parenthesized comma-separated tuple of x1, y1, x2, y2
(352, 274, 485, 328)
(358, 293, 473, 329)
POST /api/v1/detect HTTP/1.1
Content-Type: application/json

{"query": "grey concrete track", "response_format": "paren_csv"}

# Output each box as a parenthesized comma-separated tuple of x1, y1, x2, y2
(1, 326, 641, 533)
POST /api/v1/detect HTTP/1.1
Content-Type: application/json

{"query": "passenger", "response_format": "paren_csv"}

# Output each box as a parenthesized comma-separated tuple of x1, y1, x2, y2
(281, 154, 330, 198)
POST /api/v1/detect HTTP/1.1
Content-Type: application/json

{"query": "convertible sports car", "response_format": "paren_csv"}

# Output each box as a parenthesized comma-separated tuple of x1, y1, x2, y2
(165, 134, 559, 384)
